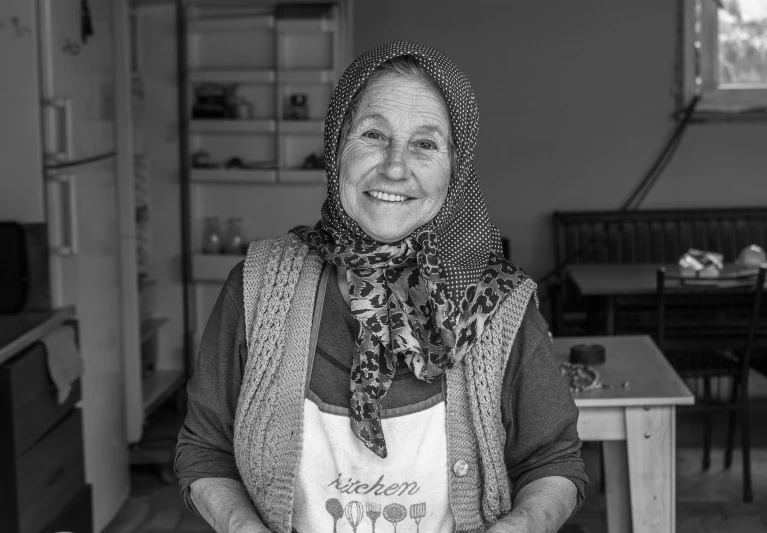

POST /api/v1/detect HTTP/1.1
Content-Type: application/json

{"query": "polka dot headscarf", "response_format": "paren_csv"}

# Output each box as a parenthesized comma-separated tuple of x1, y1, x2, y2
(291, 41, 529, 458)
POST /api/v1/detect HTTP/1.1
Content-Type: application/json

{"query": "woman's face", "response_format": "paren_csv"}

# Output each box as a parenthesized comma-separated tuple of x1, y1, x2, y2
(338, 72, 452, 243)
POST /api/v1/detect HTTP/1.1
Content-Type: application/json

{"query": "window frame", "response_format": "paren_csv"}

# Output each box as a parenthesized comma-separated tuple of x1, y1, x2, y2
(679, 0, 767, 116)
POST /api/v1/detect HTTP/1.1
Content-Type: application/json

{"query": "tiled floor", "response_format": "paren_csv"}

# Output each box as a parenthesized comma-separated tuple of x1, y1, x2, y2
(104, 373, 767, 533)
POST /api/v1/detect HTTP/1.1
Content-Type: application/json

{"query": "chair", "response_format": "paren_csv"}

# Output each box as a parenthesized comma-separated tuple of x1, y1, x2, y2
(655, 265, 766, 503)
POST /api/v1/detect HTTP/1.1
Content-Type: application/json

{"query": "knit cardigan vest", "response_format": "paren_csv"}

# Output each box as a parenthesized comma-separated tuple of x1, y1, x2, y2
(233, 234, 537, 533)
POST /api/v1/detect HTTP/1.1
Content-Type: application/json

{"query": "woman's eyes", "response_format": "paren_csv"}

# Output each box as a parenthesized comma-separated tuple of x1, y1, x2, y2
(416, 140, 438, 151)
(360, 131, 438, 151)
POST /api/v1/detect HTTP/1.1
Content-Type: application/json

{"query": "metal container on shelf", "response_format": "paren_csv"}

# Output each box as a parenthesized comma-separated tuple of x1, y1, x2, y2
(223, 217, 245, 255)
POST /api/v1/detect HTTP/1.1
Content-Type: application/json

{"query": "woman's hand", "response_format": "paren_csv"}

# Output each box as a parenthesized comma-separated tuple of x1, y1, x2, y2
(485, 476, 577, 533)
(190, 478, 272, 533)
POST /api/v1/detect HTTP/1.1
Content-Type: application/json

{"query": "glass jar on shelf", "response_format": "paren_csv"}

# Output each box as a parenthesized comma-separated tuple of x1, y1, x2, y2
(223, 217, 245, 255)
(202, 216, 223, 254)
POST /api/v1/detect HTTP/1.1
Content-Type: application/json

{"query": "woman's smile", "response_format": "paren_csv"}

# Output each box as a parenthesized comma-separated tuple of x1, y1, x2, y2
(365, 190, 413, 202)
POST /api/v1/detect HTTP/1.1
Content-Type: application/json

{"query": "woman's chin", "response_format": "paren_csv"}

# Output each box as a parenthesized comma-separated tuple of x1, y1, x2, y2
(361, 223, 416, 244)
(369, 231, 412, 244)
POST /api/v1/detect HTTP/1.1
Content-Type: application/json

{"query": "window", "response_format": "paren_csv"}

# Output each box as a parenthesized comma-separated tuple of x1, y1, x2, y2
(680, 0, 767, 115)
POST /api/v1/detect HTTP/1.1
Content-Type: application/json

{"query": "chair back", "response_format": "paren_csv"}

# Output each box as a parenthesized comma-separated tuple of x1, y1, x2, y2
(656, 265, 766, 377)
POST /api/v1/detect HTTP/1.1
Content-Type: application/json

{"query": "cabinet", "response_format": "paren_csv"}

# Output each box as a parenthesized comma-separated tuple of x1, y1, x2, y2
(177, 1, 351, 360)
(0, 319, 92, 533)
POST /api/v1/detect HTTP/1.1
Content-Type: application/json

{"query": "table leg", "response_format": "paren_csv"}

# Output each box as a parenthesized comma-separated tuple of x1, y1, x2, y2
(603, 440, 631, 533)
(605, 296, 616, 335)
(625, 406, 675, 533)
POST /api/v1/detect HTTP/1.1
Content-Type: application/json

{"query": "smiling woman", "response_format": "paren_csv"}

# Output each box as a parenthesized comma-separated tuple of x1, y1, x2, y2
(338, 69, 452, 243)
(176, 41, 587, 533)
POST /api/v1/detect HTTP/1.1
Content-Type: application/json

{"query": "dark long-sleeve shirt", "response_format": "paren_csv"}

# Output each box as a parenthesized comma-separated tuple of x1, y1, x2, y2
(175, 261, 588, 515)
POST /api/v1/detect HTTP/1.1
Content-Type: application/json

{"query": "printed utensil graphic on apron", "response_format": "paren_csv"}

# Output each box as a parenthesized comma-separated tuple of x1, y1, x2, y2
(326, 498, 344, 533)
(366, 501, 382, 533)
(383, 503, 407, 533)
(345, 501, 364, 533)
(410, 503, 426, 533)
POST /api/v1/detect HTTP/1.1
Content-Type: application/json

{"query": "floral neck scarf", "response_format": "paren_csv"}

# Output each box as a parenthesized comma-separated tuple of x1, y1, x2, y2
(291, 41, 530, 458)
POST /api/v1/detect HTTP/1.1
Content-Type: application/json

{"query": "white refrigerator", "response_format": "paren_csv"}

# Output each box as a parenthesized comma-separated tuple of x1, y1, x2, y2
(0, 0, 136, 530)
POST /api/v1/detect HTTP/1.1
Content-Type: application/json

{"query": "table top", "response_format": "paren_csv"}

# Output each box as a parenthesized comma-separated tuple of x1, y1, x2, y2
(553, 335, 694, 408)
(566, 262, 759, 296)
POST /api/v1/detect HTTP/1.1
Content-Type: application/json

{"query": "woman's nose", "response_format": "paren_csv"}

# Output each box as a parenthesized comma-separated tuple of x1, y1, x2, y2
(380, 141, 408, 180)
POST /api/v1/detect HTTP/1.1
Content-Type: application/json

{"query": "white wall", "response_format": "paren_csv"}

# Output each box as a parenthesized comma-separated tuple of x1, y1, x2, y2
(353, 0, 767, 278)
(0, 0, 45, 222)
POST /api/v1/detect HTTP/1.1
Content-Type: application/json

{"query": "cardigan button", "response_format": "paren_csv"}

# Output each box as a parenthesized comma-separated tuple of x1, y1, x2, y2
(452, 459, 470, 477)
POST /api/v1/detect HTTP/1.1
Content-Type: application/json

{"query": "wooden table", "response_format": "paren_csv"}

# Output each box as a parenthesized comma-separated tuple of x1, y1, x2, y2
(565, 263, 762, 335)
(554, 335, 694, 533)
(566, 263, 661, 335)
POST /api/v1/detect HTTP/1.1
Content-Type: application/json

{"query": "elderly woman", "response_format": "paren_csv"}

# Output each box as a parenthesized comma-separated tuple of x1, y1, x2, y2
(175, 41, 587, 533)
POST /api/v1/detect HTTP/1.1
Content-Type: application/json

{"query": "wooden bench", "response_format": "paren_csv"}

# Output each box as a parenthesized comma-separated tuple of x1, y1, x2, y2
(553, 207, 767, 267)
(549, 207, 767, 339)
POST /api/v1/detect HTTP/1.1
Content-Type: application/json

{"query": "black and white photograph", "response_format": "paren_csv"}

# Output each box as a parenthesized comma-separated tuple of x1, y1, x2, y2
(1, 1, 767, 533)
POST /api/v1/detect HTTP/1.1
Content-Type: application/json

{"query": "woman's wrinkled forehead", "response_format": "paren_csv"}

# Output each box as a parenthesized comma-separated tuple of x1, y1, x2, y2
(325, 41, 478, 174)
(355, 75, 451, 135)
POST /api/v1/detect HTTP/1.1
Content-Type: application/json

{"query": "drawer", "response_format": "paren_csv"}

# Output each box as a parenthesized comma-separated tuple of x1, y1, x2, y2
(15, 409, 85, 533)
(0, 325, 81, 457)
(42, 484, 93, 533)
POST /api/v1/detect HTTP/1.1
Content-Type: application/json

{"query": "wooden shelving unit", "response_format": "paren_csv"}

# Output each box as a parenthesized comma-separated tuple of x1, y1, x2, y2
(189, 69, 277, 83)
(188, 69, 335, 84)
(190, 168, 278, 184)
(178, 1, 351, 368)
(190, 168, 326, 185)
(190, 119, 277, 133)
(280, 69, 335, 83)
(187, 14, 274, 33)
(279, 169, 326, 183)
(278, 120, 325, 135)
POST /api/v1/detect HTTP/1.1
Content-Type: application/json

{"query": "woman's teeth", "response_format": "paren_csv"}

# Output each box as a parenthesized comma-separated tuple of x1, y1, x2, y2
(368, 190, 408, 202)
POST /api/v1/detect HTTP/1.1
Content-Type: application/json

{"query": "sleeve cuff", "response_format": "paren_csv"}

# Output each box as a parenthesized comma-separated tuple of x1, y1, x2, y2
(511, 467, 587, 517)
(179, 472, 245, 517)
